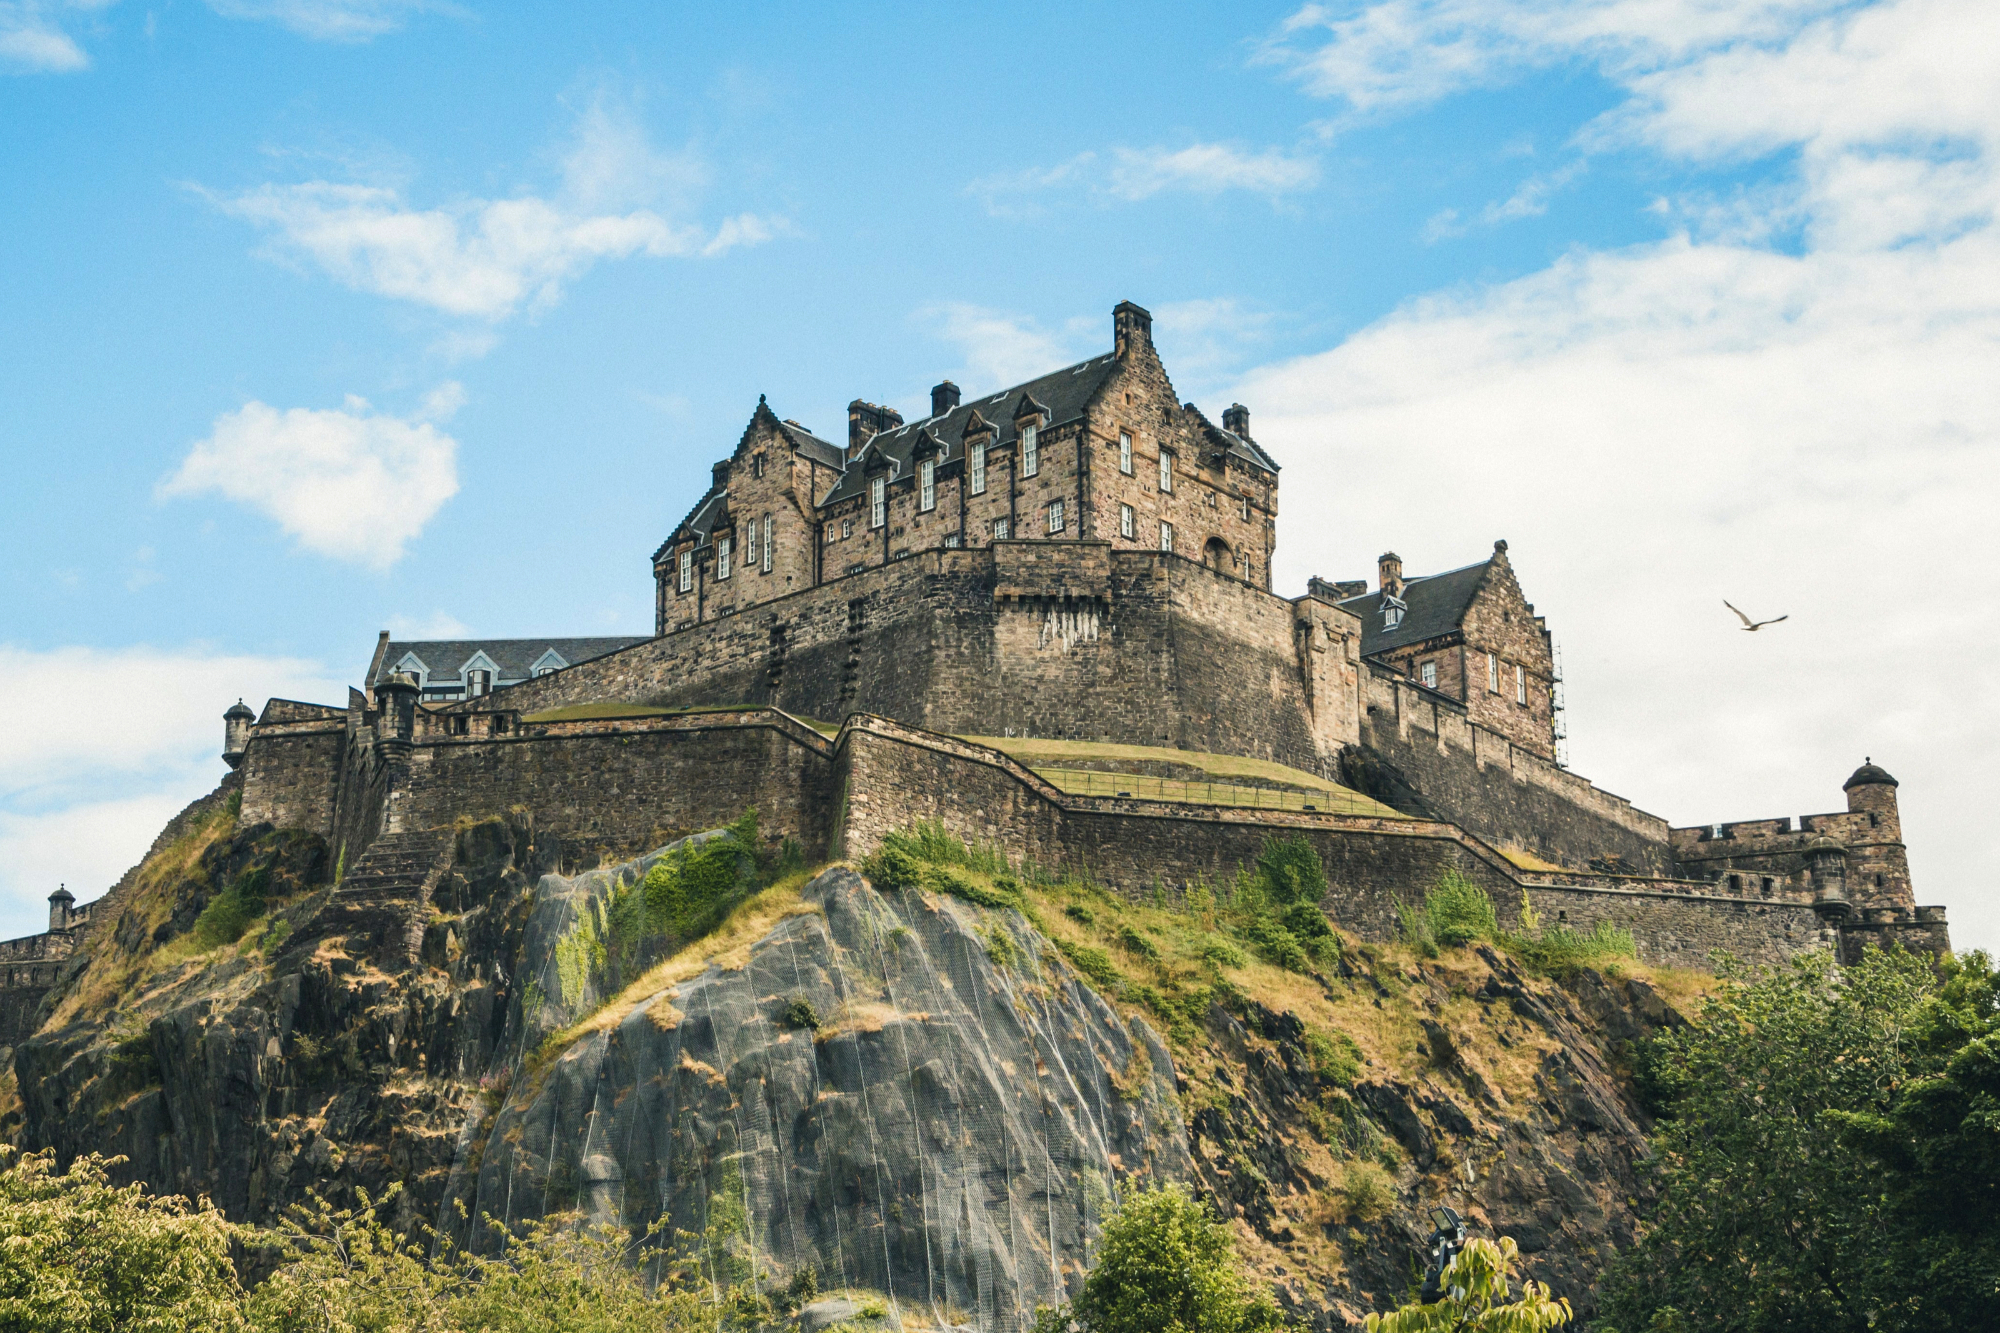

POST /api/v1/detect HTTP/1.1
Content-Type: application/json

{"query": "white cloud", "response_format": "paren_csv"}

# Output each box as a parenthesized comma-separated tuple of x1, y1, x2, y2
(920, 304, 1097, 398)
(160, 388, 462, 568)
(210, 103, 787, 322)
(1423, 159, 1588, 240)
(385, 610, 470, 638)
(1239, 0, 2000, 951)
(1106, 144, 1321, 200)
(0, 1, 94, 71)
(0, 644, 347, 941)
(204, 0, 442, 41)
(968, 142, 1319, 214)
(1151, 299, 1280, 398)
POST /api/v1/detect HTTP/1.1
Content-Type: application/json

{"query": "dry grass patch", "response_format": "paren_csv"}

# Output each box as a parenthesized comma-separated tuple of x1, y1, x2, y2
(958, 735, 1402, 815)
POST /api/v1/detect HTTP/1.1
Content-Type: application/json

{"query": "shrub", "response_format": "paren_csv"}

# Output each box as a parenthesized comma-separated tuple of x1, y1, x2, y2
(1340, 1160, 1395, 1223)
(1242, 916, 1309, 972)
(1031, 1182, 1283, 1333)
(1065, 903, 1096, 926)
(1198, 936, 1246, 970)
(1399, 868, 1498, 954)
(1303, 1027, 1363, 1086)
(193, 867, 271, 948)
(1058, 940, 1122, 993)
(780, 996, 821, 1031)
(1117, 924, 1161, 964)
(1255, 835, 1326, 906)
(1506, 920, 1637, 976)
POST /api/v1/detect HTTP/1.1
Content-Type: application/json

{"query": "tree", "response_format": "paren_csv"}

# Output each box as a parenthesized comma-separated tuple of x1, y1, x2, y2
(1363, 1236, 1570, 1332)
(0, 1149, 248, 1333)
(1600, 946, 2000, 1332)
(1033, 1182, 1283, 1333)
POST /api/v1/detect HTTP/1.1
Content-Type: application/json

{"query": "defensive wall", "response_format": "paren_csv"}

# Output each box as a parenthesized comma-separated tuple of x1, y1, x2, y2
(232, 698, 1881, 973)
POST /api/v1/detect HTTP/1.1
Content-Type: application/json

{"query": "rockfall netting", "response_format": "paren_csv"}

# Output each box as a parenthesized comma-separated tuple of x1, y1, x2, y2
(441, 841, 1189, 1332)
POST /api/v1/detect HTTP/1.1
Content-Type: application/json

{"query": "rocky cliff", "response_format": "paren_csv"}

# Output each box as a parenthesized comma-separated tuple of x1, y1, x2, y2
(7, 795, 1692, 1329)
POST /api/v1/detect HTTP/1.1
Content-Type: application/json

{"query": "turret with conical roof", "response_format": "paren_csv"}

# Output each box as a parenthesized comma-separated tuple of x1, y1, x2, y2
(1841, 757, 1912, 913)
(47, 884, 75, 932)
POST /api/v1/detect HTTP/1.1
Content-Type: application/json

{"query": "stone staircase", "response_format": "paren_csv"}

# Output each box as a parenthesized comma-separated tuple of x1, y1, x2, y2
(326, 828, 455, 962)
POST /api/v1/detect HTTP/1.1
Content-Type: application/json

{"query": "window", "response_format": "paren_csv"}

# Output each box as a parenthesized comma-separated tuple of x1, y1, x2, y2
(944, 532, 961, 548)
(970, 442, 987, 494)
(1515, 663, 1526, 704)
(466, 669, 491, 698)
(1119, 432, 1133, 474)
(1420, 661, 1437, 689)
(870, 477, 886, 529)
(1159, 520, 1174, 553)
(534, 666, 553, 678)
(753, 454, 766, 479)
(1048, 499, 1065, 533)
(744, 517, 758, 568)
(1022, 423, 1039, 477)
(717, 535, 732, 580)
(841, 518, 853, 539)
(920, 458, 936, 511)
(1241, 495, 1252, 521)
(1487, 652, 1499, 693)
(993, 517, 1010, 540)
(1158, 449, 1173, 493)
(1119, 503, 1134, 539)
(678, 548, 692, 593)
(762, 515, 773, 573)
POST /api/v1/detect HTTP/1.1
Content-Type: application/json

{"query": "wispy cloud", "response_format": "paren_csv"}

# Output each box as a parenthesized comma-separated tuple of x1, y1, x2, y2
(207, 99, 789, 323)
(1423, 159, 1587, 239)
(0, 0, 97, 72)
(204, 0, 448, 42)
(160, 386, 463, 568)
(917, 304, 1098, 399)
(968, 142, 1319, 215)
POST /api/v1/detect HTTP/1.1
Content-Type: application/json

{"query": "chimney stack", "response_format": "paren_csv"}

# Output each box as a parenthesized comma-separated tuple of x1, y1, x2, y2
(1113, 300, 1153, 359)
(1222, 403, 1250, 438)
(931, 380, 961, 418)
(1378, 552, 1404, 599)
(712, 459, 732, 491)
(847, 399, 905, 460)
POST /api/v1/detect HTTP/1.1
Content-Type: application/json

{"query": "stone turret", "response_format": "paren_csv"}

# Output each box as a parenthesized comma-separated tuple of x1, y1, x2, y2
(374, 672, 421, 762)
(47, 884, 75, 932)
(223, 699, 255, 769)
(1806, 835, 1850, 920)
(1841, 758, 1913, 911)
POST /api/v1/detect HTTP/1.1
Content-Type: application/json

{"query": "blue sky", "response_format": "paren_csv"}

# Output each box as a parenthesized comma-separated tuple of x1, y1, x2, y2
(4, 0, 1997, 951)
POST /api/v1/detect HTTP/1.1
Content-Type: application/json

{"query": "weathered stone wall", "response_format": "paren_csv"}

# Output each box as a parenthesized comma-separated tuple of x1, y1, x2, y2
(239, 719, 345, 838)
(1452, 550, 1557, 758)
(1353, 663, 1672, 873)
(395, 710, 836, 870)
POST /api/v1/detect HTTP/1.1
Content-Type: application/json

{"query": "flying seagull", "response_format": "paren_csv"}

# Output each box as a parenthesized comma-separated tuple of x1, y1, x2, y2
(1725, 600, 1789, 631)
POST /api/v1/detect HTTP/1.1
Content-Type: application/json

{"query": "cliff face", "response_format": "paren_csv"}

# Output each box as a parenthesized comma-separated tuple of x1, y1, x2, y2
(10, 805, 1687, 1329)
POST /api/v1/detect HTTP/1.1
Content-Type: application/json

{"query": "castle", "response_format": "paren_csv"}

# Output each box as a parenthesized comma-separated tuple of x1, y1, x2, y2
(4, 302, 1947, 1026)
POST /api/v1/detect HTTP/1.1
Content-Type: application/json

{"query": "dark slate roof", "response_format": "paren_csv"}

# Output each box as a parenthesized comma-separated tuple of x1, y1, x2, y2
(373, 637, 647, 687)
(1184, 402, 1279, 474)
(822, 353, 1122, 504)
(1843, 760, 1898, 790)
(1337, 559, 1494, 656)
(776, 419, 844, 469)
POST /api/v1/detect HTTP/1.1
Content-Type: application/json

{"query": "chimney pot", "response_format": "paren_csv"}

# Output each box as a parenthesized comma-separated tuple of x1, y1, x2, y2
(1378, 552, 1404, 598)
(930, 380, 961, 418)
(1222, 403, 1250, 438)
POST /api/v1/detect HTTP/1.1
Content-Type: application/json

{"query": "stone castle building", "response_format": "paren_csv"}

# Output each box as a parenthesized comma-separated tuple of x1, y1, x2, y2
(6, 301, 1947, 1016)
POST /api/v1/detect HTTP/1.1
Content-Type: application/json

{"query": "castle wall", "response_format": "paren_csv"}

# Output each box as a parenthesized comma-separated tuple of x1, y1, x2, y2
(1353, 663, 1672, 873)
(395, 710, 836, 870)
(238, 720, 345, 838)
(1670, 808, 1913, 915)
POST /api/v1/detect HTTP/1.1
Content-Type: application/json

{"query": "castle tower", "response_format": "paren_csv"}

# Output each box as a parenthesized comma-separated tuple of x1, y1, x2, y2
(1842, 759, 1913, 912)
(47, 884, 74, 932)
(223, 699, 255, 769)
(374, 673, 421, 761)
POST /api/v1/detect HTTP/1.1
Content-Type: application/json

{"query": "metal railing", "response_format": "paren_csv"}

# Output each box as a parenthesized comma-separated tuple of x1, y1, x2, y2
(1030, 766, 1393, 816)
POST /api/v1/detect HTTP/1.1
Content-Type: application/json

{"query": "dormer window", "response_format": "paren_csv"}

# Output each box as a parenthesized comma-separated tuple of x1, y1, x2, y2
(1022, 423, 1039, 477)
(920, 458, 936, 511)
(1382, 595, 1405, 629)
(870, 476, 886, 528)
(678, 548, 692, 593)
(466, 669, 491, 697)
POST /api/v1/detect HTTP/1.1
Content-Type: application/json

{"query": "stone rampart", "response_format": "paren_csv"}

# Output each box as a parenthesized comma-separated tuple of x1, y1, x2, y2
(1353, 663, 1672, 873)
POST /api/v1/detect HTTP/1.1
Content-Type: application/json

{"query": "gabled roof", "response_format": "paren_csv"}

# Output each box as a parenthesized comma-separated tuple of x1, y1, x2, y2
(775, 418, 844, 469)
(1337, 559, 1494, 656)
(1184, 403, 1279, 474)
(822, 352, 1121, 504)
(372, 637, 648, 687)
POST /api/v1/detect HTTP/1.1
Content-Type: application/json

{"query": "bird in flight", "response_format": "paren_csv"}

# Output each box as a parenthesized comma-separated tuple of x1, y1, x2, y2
(1725, 600, 1789, 631)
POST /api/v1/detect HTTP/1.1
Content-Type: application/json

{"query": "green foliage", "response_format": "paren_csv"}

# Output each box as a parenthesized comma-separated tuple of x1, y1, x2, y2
(1059, 939, 1123, 993)
(1600, 947, 2000, 1333)
(1303, 1026, 1363, 1086)
(1364, 1236, 1570, 1332)
(1198, 935, 1247, 970)
(1503, 920, 1635, 976)
(1065, 902, 1097, 926)
(1117, 924, 1161, 964)
(870, 820, 1010, 877)
(1230, 835, 1338, 973)
(193, 867, 271, 948)
(780, 996, 822, 1032)
(1256, 835, 1327, 906)
(981, 922, 1021, 969)
(0, 1148, 248, 1333)
(1397, 868, 1498, 955)
(1339, 1160, 1395, 1223)
(1031, 1182, 1283, 1333)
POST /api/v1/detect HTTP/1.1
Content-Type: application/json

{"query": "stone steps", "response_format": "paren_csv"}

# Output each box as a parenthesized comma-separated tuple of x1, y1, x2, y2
(337, 830, 454, 907)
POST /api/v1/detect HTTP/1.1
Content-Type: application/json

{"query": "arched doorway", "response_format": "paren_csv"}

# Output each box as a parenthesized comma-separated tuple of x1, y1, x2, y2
(1203, 537, 1231, 572)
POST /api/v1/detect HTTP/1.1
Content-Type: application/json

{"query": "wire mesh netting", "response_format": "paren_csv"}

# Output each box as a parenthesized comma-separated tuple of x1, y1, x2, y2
(438, 848, 1190, 1333)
